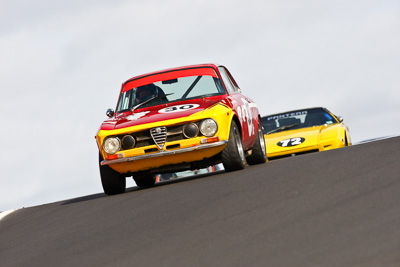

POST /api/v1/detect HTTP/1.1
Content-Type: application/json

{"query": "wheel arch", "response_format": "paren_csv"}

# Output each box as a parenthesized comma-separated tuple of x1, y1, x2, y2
(231, 114, 242, 138)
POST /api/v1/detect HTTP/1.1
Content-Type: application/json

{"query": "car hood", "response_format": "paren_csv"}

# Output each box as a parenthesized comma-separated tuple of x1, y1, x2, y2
(101, 96, 226, 130)
(265, 126, 324, 152)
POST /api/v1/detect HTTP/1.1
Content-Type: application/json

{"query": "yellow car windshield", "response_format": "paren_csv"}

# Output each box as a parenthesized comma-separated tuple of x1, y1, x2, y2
(262, 108, 338, 134)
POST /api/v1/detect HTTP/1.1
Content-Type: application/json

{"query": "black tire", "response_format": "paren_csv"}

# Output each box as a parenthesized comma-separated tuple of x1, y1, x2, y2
(134, 173, 156, 187)
(99, 154, 126, 195)
(345, 133, 349, 146)
(221, 120, 246, 171)
(246, 120, 267, 165)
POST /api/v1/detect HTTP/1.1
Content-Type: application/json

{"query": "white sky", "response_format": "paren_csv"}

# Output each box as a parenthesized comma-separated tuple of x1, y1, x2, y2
(1, 0, 399, 211)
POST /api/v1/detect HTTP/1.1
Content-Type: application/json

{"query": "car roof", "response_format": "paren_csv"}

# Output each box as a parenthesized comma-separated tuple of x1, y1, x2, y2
(123, 63, 222, 85)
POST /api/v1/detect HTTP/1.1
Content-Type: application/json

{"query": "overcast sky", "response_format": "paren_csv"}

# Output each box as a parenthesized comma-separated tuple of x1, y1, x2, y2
(1, 0, 399, 211)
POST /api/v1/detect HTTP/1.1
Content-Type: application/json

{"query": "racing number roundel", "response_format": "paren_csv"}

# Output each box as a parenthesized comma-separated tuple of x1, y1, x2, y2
(277, 137, 305, 147)
(158, 104, 200, 113)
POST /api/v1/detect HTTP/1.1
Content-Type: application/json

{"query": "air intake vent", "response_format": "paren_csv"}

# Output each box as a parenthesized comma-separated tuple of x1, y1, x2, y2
(150, 127, 167, 149)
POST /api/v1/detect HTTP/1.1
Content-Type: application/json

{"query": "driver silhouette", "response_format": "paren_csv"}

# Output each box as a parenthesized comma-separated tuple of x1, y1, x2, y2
(135, 84, 158, 104)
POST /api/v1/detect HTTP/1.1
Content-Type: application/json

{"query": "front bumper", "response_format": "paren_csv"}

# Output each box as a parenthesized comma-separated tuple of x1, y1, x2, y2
(101, 140, 228, 166)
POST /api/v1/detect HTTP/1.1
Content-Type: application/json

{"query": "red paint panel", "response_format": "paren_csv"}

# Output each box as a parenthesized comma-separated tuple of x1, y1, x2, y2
(122, 67, 218, 93)
(113, 96, 226, 129)
(99, 95, 227, 130)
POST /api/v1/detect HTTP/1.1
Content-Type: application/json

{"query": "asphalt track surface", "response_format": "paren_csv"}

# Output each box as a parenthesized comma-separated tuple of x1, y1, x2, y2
(1, 137, 400, 266)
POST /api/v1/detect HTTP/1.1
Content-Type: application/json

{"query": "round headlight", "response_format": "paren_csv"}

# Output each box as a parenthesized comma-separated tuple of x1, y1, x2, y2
(103, 137, 121, 154)
(200, 119, 218, 137)
(183, 123, 199, 138)
(122, 135, 136, 149)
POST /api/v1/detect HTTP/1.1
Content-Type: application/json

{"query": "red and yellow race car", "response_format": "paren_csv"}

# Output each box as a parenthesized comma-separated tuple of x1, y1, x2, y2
(261, 107, 351, 160)
(96, 64, 266, 195)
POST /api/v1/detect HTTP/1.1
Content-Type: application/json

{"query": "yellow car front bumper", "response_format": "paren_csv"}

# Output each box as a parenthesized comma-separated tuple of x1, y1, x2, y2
(101, 139, 228, 173)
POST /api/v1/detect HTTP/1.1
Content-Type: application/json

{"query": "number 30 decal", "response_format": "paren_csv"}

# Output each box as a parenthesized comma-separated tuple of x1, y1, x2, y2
(277, 137, 305, 147)
(159, 104, 199, 113)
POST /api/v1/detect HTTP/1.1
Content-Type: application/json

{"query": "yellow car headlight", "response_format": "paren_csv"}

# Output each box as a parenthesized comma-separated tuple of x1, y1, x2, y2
(103, 137, 121, 154)
(200, 119, 218, 137)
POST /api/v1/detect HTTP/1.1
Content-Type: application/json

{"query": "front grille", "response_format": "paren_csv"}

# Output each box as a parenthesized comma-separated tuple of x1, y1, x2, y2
(151, 127, 167, 149)
(115, 122, 203, 151)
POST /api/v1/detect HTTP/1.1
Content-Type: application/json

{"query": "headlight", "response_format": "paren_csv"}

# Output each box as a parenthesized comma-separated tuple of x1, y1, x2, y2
(200, 119, 218, 137)
(103, 137, 121, 154)
(122, 135, 136, 149)
(183, 123, 199, 138)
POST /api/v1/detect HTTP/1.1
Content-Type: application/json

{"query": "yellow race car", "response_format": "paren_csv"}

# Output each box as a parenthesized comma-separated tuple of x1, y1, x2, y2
(261, 107, 351, 160)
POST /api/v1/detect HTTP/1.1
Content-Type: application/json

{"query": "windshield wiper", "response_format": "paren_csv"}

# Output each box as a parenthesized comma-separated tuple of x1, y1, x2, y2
(131, 93, 174, 112)
(267, 123, 299, 134)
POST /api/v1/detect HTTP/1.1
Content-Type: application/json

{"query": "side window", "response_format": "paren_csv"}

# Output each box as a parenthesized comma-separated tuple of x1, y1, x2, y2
(117, 89, 135, 112)
(224, 67, 241, 92)
(218, 67, 236, 94)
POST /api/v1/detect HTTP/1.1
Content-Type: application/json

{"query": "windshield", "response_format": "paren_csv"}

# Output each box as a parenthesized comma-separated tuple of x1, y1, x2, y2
(262, 108, 338, 134)
(116, 69, 226, 112)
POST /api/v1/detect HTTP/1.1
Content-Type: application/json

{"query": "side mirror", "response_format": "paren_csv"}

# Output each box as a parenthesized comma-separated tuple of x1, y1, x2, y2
(106, 108, 115, 118)
(337, 116, 343, 123)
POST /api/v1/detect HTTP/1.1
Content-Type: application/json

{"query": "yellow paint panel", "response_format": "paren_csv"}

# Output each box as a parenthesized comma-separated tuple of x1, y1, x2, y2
(97, 103, 234, 173)
(264, 123, 348, 158)
(109, 145, 226, 174)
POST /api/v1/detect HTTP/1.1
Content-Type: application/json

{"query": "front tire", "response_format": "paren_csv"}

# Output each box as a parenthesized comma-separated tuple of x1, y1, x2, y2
(99, 154, 126, 195)
(246, 119, 267, 165)
(221, 121, 246, 171)
(134, 173, 156, 187)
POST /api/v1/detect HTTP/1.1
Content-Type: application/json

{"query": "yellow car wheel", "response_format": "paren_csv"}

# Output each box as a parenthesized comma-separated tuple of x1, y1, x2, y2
(99, 154, 126, 195)
(134, 173, 156, 187)
(247, 120, 267, 165)
(221, 121, 246, 171)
